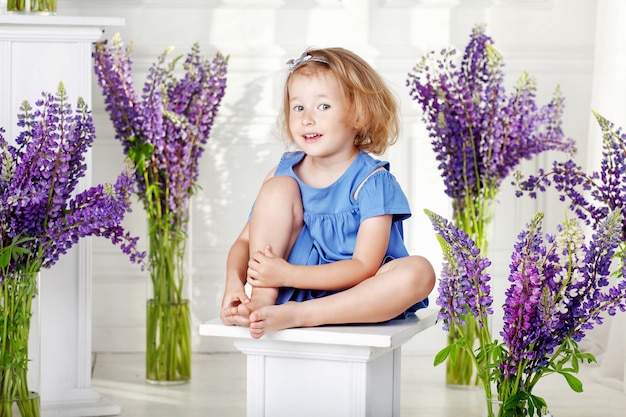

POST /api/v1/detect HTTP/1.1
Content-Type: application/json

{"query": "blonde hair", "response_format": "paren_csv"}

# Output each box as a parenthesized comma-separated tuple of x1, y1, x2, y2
(278, 47, 399, 155)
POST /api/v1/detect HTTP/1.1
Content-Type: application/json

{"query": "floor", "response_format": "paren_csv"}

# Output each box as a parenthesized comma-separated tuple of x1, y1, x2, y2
(91, 352, 626, 417)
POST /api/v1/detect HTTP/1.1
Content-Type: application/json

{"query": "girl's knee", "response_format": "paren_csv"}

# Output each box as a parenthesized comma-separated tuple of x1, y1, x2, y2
(259, 176, 301, 201)
(382, 255, 435, 293)
(255, 176, 303, 216)
(413, 255, 436, 291)
(251, 176, 304, 240)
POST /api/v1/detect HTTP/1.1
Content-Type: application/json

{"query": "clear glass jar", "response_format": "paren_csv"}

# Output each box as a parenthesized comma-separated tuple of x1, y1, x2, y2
(7, 0, 56, 14)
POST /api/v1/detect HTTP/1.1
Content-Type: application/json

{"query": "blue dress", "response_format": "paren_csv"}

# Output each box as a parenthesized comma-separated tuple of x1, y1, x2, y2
(272, 151, 428, 317)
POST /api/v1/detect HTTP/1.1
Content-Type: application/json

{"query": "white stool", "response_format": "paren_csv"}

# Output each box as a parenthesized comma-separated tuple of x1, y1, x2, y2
(199, 309, 438, 417)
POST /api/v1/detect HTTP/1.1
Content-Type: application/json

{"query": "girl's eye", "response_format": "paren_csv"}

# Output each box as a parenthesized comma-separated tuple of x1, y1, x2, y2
(318, 104, 331, 111)
(293, 105, 304, 112)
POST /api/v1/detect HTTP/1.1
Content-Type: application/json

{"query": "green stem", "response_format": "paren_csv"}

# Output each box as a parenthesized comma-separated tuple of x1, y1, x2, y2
(144, 206, 191, 382)
(146, 300, 191, 382)
(7, 0, 26, 11)
(1, 272, 40, 417)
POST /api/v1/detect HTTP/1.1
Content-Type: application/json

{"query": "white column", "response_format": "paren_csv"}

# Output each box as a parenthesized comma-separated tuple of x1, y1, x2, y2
(0, 14, 125, 416)
(200, 310, 438, 417)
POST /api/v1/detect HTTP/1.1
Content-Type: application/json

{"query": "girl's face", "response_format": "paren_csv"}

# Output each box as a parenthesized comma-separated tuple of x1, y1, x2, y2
(287, 71, 358, 159)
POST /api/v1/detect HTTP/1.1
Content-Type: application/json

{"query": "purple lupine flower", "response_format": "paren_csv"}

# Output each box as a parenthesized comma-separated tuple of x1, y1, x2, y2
(499, 212, 555, 378)
(496, 209, 625, 393)
(408, 25, 575, 218)
(92, 35, 141, 155)
(425, 209, 493, 330)
(93, 35, 228, 231)
(0, 83, 145, 275)
(516, 111, 626, 242)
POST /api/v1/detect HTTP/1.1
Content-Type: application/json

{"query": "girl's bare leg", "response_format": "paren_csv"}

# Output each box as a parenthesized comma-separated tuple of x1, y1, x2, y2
(248, 255, 436, 338)
(228, 176, 303, 327)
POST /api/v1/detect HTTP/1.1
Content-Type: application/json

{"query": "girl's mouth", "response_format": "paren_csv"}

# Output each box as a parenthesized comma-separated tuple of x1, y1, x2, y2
(303, 133, 322, 141)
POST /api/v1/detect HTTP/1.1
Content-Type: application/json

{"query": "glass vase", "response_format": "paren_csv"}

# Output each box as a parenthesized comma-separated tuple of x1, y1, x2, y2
(0, 392, 40, 417)
(146, 299, 191, 384)
(447, 197, 495, 388)
(446, 314, 480, 387)
(6, 0, 56, 13)
(145, 216, 192, 385)
(484, 396, 551, 417)
(0, 271, 41, 417)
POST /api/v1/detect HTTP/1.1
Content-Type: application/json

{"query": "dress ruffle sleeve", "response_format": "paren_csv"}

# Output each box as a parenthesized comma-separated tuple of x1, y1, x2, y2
(355, 169, 411, 222)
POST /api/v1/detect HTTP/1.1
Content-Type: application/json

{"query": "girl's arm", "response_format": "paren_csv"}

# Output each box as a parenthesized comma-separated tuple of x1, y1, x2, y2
(247, 214, 392, 291)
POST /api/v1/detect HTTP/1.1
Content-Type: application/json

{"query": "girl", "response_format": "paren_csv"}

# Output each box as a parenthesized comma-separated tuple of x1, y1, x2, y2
(221, 47, 435, 339)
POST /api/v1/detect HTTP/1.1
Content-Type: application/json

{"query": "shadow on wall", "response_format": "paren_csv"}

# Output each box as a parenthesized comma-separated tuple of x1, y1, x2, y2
(192, 72, 285, 329)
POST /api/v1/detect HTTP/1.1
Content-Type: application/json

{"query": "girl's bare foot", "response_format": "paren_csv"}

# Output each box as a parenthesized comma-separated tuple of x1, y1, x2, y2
(248, 302, 304, 339)
(221, 291, 277, 328)
(221, 304, 251, 326)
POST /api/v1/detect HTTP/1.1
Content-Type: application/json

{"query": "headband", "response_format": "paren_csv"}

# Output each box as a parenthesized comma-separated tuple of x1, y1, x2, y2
(286, 51, 329, 73)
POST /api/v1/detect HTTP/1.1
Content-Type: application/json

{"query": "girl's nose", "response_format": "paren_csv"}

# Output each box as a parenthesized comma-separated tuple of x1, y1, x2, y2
(301, 110, 314, 125)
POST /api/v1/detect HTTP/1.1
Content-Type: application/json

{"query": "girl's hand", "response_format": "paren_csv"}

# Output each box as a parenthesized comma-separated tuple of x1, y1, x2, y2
(247, 245, 289, 288)
(220, 284, 250, 326)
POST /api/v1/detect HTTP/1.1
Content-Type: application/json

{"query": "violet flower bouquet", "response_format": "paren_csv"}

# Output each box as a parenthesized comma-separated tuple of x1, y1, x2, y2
(426, 207, 626, 417)
(0, 83, 143, 417)
(93, 34, 228, 383)
(407, 24, 576, 386)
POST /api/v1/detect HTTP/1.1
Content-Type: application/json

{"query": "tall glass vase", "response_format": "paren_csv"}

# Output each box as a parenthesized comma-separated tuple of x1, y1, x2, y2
(145, 214, 192, 385)
(446, 196, 494, 388)
(0, 271, 41, 417)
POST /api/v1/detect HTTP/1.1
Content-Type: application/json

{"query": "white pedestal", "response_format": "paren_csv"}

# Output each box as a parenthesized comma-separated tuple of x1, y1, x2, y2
(0, 14, 124, 417)
(200, 309, 438, 417)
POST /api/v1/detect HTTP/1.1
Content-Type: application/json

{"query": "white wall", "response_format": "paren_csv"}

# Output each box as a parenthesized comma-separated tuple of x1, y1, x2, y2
(58, 0, 597, 354)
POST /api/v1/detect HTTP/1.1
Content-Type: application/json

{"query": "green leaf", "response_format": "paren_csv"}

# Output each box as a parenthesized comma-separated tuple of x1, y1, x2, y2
(0, 235, 34, 269)
(126, 136, 154, 175)
(526, 394, 547, 417)
(0, 247, 11, 268)
(576, 351, 597, 364)
(434, 344, 453, 366)
(559, 371, 583, 392)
